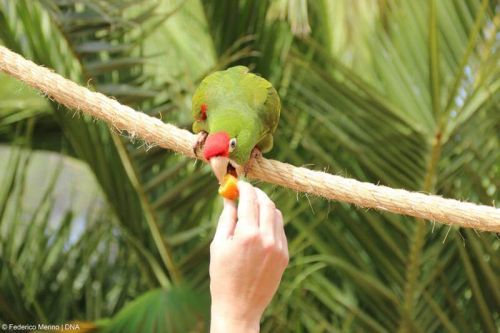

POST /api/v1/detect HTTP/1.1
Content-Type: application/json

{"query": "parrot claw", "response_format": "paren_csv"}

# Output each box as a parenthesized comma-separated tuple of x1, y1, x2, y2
(251, 147, 262, 159)
(244, 147, 262, 176)
(192, 131, 208, 157)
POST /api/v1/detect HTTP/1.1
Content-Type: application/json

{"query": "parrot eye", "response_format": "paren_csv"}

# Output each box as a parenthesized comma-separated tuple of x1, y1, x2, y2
(229, 138, 237, 152)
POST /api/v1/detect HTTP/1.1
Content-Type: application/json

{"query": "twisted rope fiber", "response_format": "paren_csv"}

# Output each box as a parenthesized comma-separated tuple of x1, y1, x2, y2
(1, 46, 499, 232)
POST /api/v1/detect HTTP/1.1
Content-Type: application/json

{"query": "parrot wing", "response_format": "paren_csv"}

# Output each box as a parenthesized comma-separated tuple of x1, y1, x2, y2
(239, 69, 281, 151)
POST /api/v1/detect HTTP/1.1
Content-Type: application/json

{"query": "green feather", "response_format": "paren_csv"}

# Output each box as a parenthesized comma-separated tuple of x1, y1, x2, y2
(192, 66, 281, 165)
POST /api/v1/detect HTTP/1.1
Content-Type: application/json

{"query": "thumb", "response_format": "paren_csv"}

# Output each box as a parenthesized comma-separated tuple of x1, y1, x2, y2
(214, 198, 237, 241)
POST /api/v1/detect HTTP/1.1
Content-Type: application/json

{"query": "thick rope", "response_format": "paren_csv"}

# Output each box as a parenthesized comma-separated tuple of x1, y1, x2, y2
(1, 46, 499, 232)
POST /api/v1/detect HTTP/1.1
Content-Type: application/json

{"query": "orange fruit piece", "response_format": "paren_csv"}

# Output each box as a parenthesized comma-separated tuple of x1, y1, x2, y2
(218, 174, 239, 200)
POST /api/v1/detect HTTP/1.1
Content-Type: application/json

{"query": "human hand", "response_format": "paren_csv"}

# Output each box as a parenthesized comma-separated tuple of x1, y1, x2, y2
(209, 181, 289, 333)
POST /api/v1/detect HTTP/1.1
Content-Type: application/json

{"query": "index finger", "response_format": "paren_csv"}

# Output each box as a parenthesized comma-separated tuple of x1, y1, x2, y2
(235, 181, 259, 233)
(214, 199, 237, 241)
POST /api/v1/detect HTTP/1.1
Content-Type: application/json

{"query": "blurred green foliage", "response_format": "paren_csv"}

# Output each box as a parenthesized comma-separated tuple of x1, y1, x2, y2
(0, 0, 499, 332)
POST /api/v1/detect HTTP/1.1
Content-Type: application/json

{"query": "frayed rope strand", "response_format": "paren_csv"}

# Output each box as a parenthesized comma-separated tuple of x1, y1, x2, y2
(1, 46, 498, 232)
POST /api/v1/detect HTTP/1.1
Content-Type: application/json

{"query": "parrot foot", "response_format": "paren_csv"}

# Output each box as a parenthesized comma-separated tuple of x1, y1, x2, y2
(244, 147, 262, 176)
(251, 147, 262, 159)
(192, 131, 208, 157)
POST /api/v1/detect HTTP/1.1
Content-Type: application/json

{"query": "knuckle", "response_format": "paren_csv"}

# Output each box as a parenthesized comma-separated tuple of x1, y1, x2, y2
(276, 219, 284, 230)
(282, 250, 290, 264)
(263, 241, 281, 255)
(264, 201, 275, 211)
(241, 229, 260, 243)
(275, 209, 283, 221)
(277, 250, 289, 267)
(262, 237, 276, 251)
(282, 256, 290, 267)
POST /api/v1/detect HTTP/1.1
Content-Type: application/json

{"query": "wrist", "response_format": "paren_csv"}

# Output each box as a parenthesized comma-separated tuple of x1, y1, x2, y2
(210, 308, 260, 333)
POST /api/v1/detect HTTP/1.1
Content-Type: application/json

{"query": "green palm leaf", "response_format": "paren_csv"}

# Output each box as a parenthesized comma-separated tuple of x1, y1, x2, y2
(0, 0, 498, 332)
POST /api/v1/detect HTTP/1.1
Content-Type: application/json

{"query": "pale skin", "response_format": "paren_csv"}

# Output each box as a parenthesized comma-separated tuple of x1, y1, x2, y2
(210, 181, 289, 333)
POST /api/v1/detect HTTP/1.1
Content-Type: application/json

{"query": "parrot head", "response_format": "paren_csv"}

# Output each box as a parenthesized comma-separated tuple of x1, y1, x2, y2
(193, 66, 281, 183)
(203, 131, 240, 183)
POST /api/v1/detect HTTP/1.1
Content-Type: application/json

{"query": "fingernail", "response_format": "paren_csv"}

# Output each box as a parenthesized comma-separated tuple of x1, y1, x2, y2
(237, 180, 248, 190)
(223, 198, 236, 207)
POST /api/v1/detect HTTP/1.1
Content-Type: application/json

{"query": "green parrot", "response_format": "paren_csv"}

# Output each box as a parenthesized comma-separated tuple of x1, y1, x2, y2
(192, 66, 281, 182)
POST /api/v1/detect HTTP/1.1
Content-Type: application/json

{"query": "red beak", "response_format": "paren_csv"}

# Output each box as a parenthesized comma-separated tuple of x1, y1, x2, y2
(203, 132, 230, 160)
(203, 132, 231, 183)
